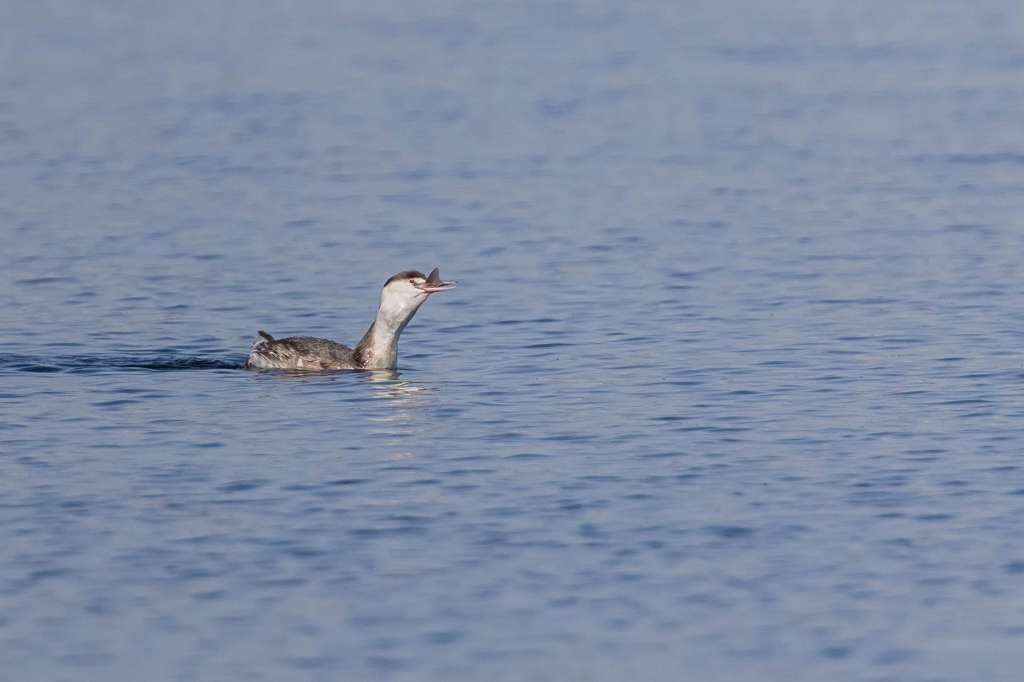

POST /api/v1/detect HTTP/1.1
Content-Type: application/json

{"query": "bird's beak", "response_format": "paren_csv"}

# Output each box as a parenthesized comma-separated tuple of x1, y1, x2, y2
(417, 267, 456, 293)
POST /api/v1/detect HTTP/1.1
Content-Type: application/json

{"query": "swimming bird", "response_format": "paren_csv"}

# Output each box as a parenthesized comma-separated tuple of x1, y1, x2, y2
(245, 268, 455, 371)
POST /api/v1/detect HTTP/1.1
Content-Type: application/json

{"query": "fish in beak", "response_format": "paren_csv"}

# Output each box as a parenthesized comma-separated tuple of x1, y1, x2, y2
(417, 267, 456, 293)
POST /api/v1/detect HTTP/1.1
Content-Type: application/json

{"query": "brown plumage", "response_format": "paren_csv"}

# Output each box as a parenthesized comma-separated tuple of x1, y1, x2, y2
(245, 335, 360, 370)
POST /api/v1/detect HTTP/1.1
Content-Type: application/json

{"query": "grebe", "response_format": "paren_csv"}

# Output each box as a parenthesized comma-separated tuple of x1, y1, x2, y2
(245, 268, 455, 371)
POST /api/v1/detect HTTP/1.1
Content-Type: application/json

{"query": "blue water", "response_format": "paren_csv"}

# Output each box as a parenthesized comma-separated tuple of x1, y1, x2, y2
(4, 2, 1024, 680)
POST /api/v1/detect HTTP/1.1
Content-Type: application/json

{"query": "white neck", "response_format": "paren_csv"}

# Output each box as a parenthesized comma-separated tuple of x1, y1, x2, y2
(354, 290, 425, 369)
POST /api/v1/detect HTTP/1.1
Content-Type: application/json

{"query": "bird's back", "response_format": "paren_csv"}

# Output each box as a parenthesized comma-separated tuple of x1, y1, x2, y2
(245, 331, 358, 370)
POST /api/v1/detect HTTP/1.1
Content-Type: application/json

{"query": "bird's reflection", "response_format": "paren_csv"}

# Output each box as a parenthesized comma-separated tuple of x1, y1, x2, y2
(360, 368, 401, 383)
(252, 367, 439, 411)
(356, 370, 442, 434)
(359, 369, 439, 404)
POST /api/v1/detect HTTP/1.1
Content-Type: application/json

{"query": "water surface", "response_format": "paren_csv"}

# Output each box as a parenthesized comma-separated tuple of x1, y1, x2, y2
(3, 2, 1024, 680)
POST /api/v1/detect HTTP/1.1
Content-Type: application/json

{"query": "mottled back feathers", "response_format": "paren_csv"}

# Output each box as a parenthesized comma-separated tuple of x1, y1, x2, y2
(245, 335, 359, 370)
